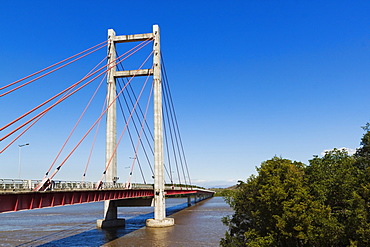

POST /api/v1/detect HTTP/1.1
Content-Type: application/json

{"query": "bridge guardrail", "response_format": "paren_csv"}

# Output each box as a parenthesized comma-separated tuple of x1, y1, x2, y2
(0, 179, 201, 192)
(0, 179, 40, 191)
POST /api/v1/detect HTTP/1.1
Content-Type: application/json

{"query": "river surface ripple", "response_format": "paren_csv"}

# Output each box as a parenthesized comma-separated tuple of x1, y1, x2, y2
(0, 197, 232, 246)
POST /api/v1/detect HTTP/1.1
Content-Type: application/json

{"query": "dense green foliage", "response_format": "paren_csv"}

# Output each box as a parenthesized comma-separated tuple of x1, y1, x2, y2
(221, 127, 370, 247)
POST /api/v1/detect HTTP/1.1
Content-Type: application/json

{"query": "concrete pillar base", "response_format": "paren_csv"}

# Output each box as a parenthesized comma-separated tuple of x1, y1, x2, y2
(146, 218, 174, 228)
(96, 218, 125, 228)
(187, 195, 192, 207)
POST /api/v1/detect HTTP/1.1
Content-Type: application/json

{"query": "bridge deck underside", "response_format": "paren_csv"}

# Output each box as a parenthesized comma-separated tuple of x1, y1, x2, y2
(0, 189, 212, 213)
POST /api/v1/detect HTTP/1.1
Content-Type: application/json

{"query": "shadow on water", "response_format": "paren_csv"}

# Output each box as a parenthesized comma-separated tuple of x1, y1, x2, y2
(18, 202, 189, 247)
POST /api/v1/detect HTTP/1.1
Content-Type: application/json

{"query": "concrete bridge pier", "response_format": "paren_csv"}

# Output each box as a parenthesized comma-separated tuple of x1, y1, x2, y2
(96, 200, 125, 228)
(191, 193, 213, 205)
(187, 193, 212, 207)
(187, 195, 192, 206)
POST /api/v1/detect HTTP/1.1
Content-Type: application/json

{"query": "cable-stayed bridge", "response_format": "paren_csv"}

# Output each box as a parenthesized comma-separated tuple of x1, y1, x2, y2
(0, 25, 214, 228)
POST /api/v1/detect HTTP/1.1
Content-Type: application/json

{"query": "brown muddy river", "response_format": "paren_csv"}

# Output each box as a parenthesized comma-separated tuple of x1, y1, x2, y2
(0, 197, 232, 246)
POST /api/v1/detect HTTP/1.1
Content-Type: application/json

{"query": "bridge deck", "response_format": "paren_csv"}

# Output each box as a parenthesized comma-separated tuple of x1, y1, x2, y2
(0, 179, 214, 214)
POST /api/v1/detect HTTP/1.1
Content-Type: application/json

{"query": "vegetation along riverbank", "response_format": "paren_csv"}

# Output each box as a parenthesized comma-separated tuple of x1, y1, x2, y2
(221, 123, 370, 247)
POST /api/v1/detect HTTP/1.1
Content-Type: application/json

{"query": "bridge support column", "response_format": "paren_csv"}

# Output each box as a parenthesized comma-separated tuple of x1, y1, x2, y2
(96, 28, 125, 228)
(146, 24, 174, 228)
(97, 200, 125, 228)
(187, 195, 192, 207)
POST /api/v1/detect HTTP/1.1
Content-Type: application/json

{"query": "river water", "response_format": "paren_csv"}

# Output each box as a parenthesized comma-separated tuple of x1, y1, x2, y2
(0, 197, 232, 246)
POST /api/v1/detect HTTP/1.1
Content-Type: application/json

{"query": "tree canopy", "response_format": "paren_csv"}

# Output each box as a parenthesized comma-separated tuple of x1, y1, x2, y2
(221, 126, 370, 247)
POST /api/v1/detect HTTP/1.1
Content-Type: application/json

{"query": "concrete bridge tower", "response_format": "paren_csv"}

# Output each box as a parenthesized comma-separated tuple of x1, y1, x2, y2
(97, 25, 174, 228)
(146, 25, 174, 227)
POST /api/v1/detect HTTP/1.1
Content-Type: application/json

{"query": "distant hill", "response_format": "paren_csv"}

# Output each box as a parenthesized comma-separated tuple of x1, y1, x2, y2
(209, 185, 238, 196)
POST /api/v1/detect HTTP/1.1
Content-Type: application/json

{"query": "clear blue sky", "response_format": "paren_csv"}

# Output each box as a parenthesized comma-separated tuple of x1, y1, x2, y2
(1, 1, 370, 188)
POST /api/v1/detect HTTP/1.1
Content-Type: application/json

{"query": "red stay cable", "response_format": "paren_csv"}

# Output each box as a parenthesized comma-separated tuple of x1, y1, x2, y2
(0, 114, 44, 154)
(0, 42, 108, 97)
(45, 49, 154, 182)
(0, 38, 153, 136)
(0, 48, 108, 132)
(0, 40, 108, 92)
(127, 80, 153, 186)
(45, 58, 107, 177)
(97, 55, 153, 187)
(0, 59, 109, 143)
(82, 98, 107, 181)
